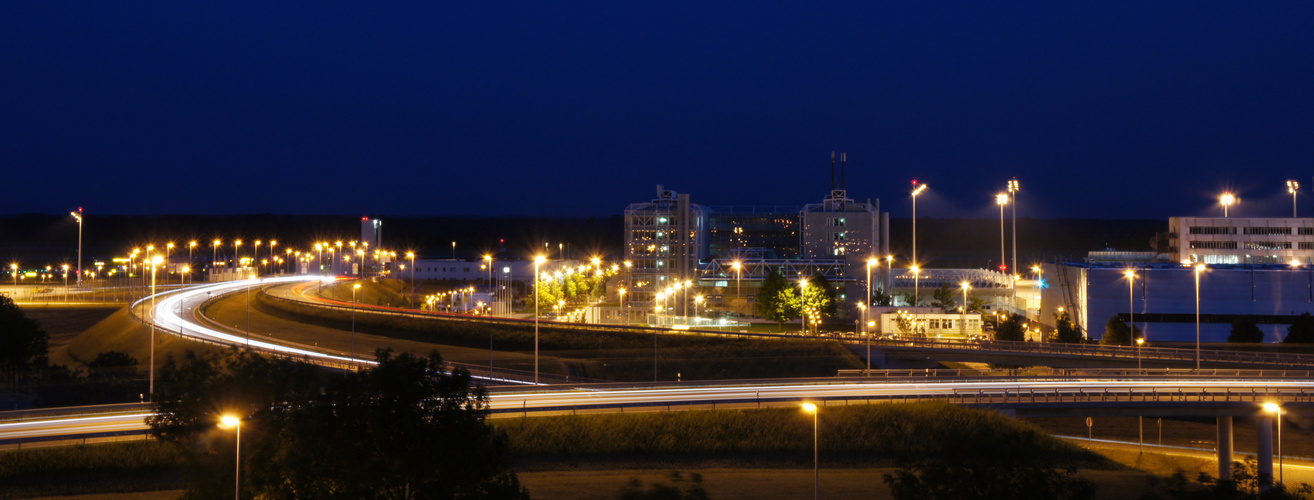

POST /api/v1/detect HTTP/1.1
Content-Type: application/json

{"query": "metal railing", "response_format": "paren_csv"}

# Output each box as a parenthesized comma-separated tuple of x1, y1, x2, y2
(857, 337, 1314, 368)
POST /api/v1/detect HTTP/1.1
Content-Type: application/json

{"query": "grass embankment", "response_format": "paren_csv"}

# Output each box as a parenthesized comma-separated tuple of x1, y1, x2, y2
(58, 306, 222, 370)
(0, 403, 1109, 498)
(0, 441, 184, 498)
(253, 288, 862, 381)
(498, 402, 1107, 469)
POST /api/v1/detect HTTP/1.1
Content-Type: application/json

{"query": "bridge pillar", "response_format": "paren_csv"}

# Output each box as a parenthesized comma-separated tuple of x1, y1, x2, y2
(1217, 416, 1233, 481)
(1257, 416, 1274, 484)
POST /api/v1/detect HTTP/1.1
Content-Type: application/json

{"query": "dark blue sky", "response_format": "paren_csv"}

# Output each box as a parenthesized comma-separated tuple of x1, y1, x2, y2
(4, 3, 1313, 219)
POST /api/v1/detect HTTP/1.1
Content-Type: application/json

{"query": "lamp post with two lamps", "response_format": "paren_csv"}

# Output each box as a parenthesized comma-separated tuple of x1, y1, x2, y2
(1289, 181, 1300, 218)
(219, 415, 242, 500)
(1263, 402, 1284, 486)
(801, 403, 820, 500)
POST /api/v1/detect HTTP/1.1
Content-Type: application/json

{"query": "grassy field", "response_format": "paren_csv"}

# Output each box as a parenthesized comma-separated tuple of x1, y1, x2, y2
(0, 441, 184, 499)
(253, 285, 863, 381)
(55, 306, 222, 371)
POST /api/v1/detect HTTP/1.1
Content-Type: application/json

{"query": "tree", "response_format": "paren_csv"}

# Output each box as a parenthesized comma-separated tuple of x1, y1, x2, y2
(1048, 311, 1084, 344)
(0, 295, 50, 381)
(87, 350, 138, 380)
(617, 471, 708, 500)
(966, 294, 988, 315)
(931, 283, 956, 313)
(1284, 312, 1314, 344)
(1099, 316, 1141, 346)
(994, 314, 1026, 341)
(1228, 316, 1264, 343)
(871, 287, 894, 307)
(756, 271, 798, 328)
(149, 348, 528, 499)
(798, 274, 838, 334)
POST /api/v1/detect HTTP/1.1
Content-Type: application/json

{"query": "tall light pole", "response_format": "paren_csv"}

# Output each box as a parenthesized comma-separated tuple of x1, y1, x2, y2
(212, 239, 221, 277)
(1220, 192, 1236, 218)
(233, 240, 242, 277)
(866, 257, 877, 313)
(534, 255, 546, 385)
(618, 287, 626, 325)
(1125, 270, 1137, 350)
(219, 415, 242, 500)
(961, 281, 971, 337)
(1288, 180, 1300, 218)
(911, 181, 927, 278)
(859, 302, 869, 373)
(1007, 178, 1020, 315)
(802, 403, 819, 500)
(484, 254, 493, 304)
(166, 243, 174, 279)
(693, 295, 703, 326)
(407, 252, 416, 308)
(1194, 263, 1206, 370)
(70, 209, 83, 286)
(996, 193, 1008, 275)
(799, 278, 808, 336)
(1136, 337, 1144, 371)
(351, 283, 361, 366)
(1264, 402, 1284, 485)
(731, 261, 742, 315)
(149, 255, 161, 398)
(910, 265, 921, 306)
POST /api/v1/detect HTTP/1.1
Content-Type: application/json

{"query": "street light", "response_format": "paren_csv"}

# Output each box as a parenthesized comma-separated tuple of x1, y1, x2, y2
(351, 283, 362, 366)
(799, 278, 808, 336)
(1263, 402, 1283, 485)
(1136, 337, 1144, 371)
(149, 255, 162, 398)
(407, 252, 417, 308)
(693, 295, 703, 326)
(1288, 180, 1300, 218)
(534, 255, 546, 385)
(70, 209, 83, 286)
(1220, 192, 1237, 217)
(1007, 178, 1020, 315)
(910, 265, 921, 306)
(484, 254, 494, 310)
(1124, 269, 1138, 351)
(960, 281, 971, 337)
(858, 301, 869, 373)
(995, 193, 1008, 275)
(731, 260, 742, 315)
(911, 181, 927, 278)
(219, 415, 242, 500)
(1194, 263, 1206, 370)
(801, 402, 819, 500)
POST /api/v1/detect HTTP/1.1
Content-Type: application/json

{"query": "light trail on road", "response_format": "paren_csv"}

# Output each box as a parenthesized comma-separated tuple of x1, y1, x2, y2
(143, 276, 370, 367)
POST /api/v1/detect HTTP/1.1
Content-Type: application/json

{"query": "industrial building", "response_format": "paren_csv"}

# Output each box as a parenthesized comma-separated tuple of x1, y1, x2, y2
(1169, 217, 1314, 265)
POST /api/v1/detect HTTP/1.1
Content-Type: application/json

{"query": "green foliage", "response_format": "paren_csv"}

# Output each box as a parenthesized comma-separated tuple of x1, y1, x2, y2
(496, 402, 1096, 463)
(1100, 316, 1141, 346)
(799, 274, 837, 334)
(931, 283, 957, 313)
(1139, 458, 1314, 499)
(1228, 316, 1265, 343)
(1048, 311, 1085, 344)
(870, 287, 894, 307)
(617, 471, 709, 500)
(87, 350, 138, 379)
(149, 348, 528, 499)
(966, 294, 988, 315)
(756, 271, 799, 326)
(885, 461, 1095, 500)
(1285, 312, 1314, 344)
(0, 441, 184, 497)
(0, 295, 50, 379)
(994, 314, 1026, 342)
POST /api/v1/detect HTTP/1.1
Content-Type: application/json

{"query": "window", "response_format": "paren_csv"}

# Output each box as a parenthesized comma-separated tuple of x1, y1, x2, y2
(1243, 241, 1292, 250)
(1244, 227, 1292, 235)
(1189, 241, 1238, 249)
(1300, 228, 1314, 235)
(832, 232, 847, 241)
(829, 217, 846, 226)
(1188, 226, 1235, 235)
(928, 319, 939, 329)
(1300, 242, 1314, 250)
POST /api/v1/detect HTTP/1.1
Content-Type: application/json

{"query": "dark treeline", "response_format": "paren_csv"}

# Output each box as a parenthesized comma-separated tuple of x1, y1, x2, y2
(0, 213, 623, 264)
(0, 213, 1163, 269)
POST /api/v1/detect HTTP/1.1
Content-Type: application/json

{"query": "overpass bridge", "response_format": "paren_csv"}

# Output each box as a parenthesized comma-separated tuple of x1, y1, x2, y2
(5, 371, 1311, 482)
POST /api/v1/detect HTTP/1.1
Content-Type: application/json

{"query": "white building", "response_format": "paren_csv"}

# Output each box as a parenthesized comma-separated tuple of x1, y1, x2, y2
(1170, 217, 1314, 265)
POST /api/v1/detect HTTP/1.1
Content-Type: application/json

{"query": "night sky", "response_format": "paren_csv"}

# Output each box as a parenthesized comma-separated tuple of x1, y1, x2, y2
(4, 3, 1313, 219)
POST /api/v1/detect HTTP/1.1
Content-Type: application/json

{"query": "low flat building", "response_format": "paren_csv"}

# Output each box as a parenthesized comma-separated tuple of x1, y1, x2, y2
(1169, 217, 1314, 265)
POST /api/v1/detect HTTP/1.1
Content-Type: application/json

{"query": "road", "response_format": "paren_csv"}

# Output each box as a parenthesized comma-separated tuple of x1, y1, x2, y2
(9, 374, 1311, 447)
